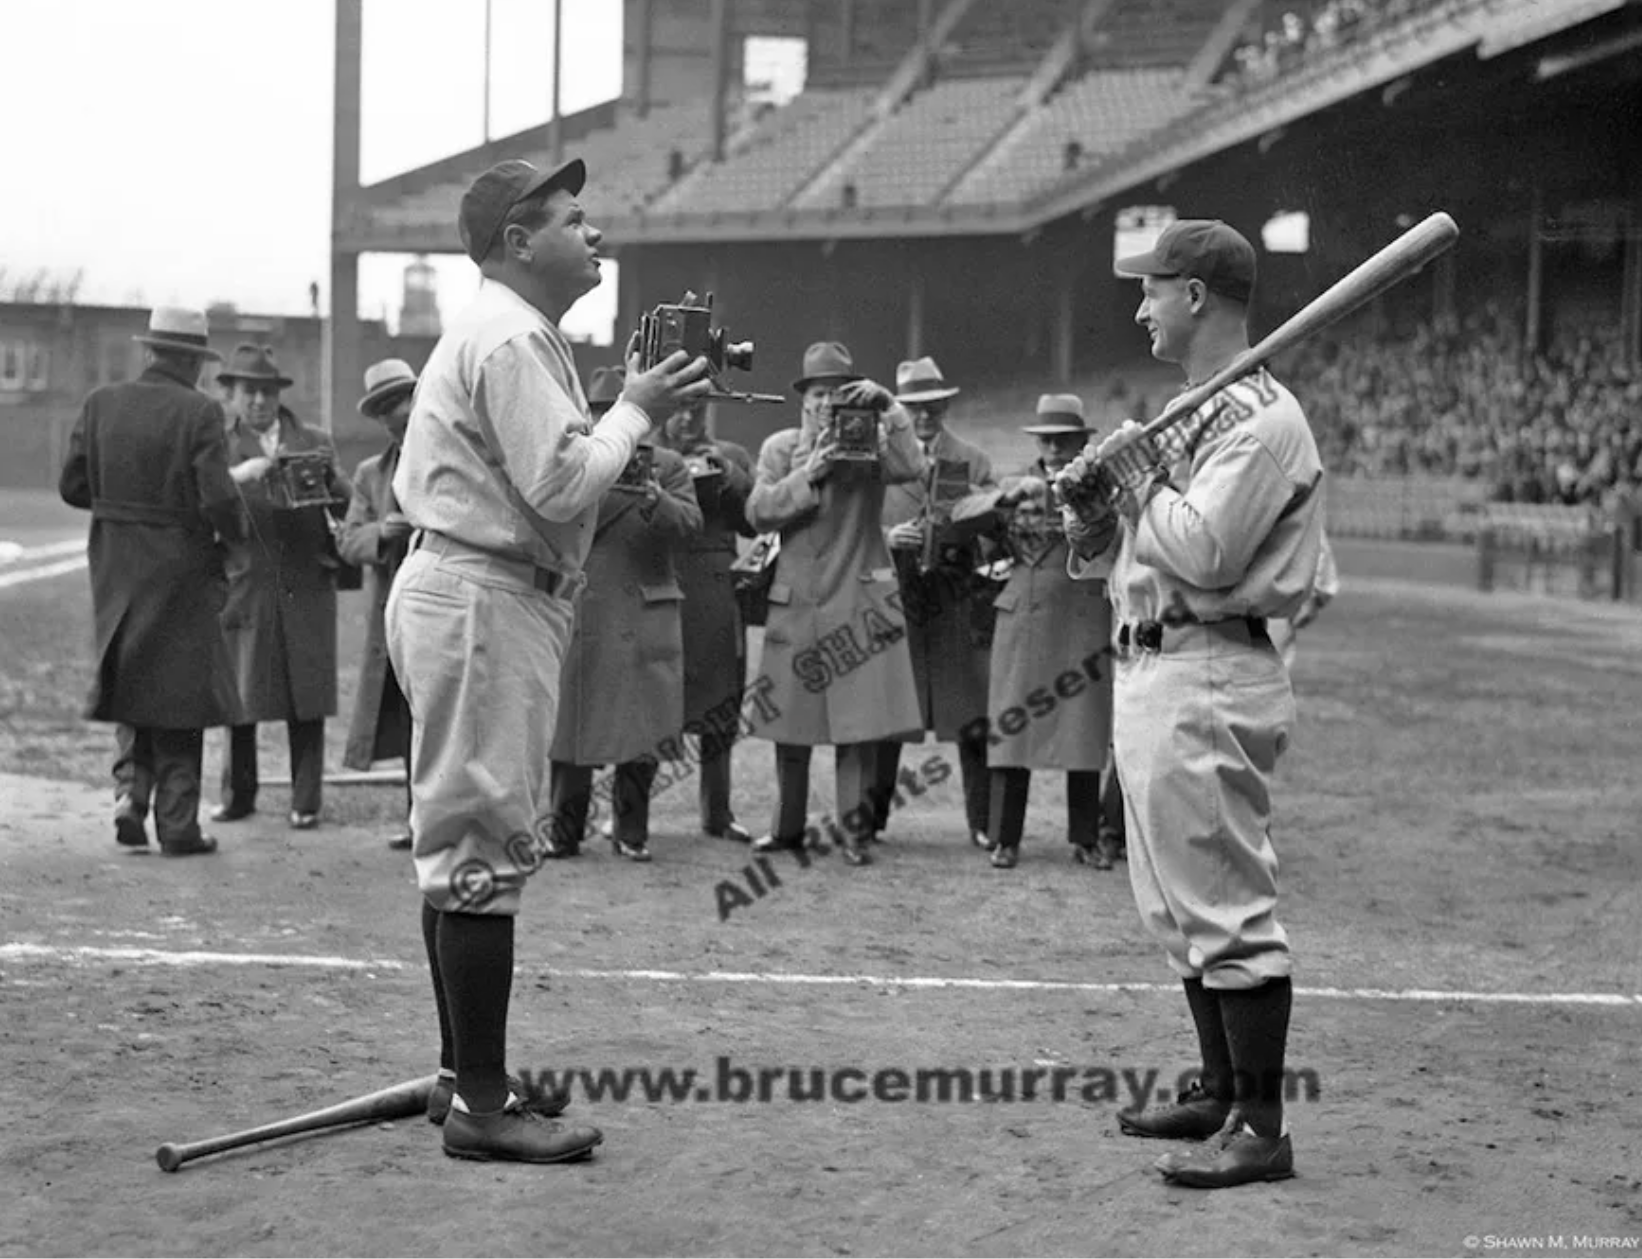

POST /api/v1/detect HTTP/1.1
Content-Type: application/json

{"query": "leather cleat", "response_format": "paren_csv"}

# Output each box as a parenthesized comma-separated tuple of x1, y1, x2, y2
(751, 833, 802, 854)
(428, 1075, 569, 1126)
(289, 811, 320, 830)
(115, 796, 149, 847)
(210, 800, 255, 822)
(611, 837, 652, 863)
(442, 1096, 602, 1164)
(386, 832, 413, 851)
(705, 820, 753, 843)
(971, 829, 996, 852)
(990, 844, 1019, 869)
(1118, 1078, 1231, 1140)
(160, 834, 219, 857)
(1159, 1125, 1295, 1189)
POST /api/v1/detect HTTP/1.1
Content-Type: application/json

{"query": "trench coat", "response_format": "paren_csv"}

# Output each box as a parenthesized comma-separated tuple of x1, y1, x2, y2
(881, 427, 998, 741)
(654, 433, 757, 728)
(58, 361, 244, 729)
(950, 461, 1113, 770)
(221, 411, 350, 724)
(551, 446, 703, 764)
(337, 443, 410, 768)
(746, 411, 925, 746)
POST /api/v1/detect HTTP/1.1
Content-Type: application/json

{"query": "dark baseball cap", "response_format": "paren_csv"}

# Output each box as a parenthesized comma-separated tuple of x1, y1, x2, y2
(457, 157, 588, 264)
(1116, 219, 1257, 304)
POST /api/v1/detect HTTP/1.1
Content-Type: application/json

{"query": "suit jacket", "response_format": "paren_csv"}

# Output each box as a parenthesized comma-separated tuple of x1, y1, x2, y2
(337, 443, 409, 768)
(221, 409, 351, 723)
(58, 361, 244, 728)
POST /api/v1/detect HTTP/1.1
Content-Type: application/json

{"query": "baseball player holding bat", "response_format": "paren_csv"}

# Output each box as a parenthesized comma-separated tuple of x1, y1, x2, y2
(1059, 220, 1324, 1189)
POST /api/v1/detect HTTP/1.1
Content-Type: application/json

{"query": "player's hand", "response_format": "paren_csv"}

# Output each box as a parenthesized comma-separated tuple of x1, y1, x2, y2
(888, 522, 923, 551)
(231, 456, 274, 485)
(833, 378, 894, 413)
(620, 348, 713, 422)
(1094, 420, 1161, 491)
(804, 437, 840, 486)
(379, 514, 413, 544)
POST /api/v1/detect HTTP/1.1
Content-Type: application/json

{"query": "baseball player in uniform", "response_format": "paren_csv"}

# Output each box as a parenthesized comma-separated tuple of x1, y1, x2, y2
(1060, 220, 1324, 1189)
(385, 156, 710, 1163)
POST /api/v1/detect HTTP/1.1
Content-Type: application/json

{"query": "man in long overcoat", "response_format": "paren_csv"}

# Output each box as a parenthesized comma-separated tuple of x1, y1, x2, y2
(949, 395, 1116, 869)
(59, 307, 243, 856)
(877, 355, 998, 848)
(338, 358, 419, 849)
(213, 344, 351, 829)
(654, 392, 758, 842)
(549, 370, 703, 861)
(746, 341, 925, 867)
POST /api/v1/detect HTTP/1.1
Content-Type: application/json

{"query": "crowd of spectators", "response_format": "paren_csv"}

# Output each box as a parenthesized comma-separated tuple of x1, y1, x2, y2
(1224, 0, 1431, 87)
(1286, 300, 1642, 510)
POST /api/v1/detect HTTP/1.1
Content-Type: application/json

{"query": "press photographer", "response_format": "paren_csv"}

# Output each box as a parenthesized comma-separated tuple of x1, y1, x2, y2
(214, 343, 352, 831)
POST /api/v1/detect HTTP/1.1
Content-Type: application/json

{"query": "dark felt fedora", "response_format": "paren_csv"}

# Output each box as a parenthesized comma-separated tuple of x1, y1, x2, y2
(216, 343, 293, 389)
(792, 341, 863, 395)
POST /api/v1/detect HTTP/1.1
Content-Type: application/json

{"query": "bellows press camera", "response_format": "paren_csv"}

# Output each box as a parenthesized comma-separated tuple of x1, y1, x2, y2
(270, 452, 343, 509)
(827, 403, 882, 463)
(637, 290, 784, 405)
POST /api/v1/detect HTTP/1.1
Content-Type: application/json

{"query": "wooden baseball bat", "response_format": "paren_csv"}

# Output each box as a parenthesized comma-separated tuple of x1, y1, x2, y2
(1141, 211, 1460, 438)
(155, 1073, 437, 1172)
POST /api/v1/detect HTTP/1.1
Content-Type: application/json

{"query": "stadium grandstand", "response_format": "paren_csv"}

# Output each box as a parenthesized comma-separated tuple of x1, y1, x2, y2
(331, 0, 1642, 573)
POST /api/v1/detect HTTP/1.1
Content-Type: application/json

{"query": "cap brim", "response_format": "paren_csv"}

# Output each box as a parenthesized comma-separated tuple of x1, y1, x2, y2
(523, 157, 587, 202)
(134, 334, 222, 362)
(1114, 249, 1178, 279)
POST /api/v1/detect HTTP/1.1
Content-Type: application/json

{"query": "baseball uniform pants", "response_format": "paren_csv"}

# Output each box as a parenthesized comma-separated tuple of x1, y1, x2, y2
(386, 542, 576, 916)
(1112, 625, 1296, 991)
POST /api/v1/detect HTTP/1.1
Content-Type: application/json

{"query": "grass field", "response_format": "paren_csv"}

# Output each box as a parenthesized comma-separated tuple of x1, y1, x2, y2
(2, 502, 1641, 1257)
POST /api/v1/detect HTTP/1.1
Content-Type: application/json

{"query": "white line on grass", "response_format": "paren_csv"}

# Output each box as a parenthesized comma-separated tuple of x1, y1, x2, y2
(3, 944, 1639, 1007)
(0, 555, 88, 591)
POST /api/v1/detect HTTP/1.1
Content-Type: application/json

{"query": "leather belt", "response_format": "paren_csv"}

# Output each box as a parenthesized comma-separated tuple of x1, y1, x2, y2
(1118, 616, 1271, 654)
(412, 530, 576, 597)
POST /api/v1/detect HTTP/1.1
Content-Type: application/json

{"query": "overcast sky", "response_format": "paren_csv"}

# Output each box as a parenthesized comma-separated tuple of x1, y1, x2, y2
(1, 0, 623, 336)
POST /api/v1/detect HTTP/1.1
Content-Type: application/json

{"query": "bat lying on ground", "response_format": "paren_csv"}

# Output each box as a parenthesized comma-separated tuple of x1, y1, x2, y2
(155, 1074, 438, 1172)
(1058, 210, 1460, 509)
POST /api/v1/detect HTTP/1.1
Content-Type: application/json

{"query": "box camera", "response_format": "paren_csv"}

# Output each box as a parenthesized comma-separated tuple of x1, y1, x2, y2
(684, 453, 720, 480)
(615, 444, 654, 491)
(828, 404, 880, 462)
(271, 452, 339, 509)
(639, 290, 753, 377)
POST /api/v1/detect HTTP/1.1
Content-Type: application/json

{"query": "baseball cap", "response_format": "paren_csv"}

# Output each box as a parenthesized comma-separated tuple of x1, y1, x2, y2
(1115, 219, 1257, 305)
(457, 157, 588, 264)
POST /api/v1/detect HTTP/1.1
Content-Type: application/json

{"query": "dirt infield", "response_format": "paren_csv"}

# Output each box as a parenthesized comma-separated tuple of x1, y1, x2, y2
(3, 539, 1642, 1257)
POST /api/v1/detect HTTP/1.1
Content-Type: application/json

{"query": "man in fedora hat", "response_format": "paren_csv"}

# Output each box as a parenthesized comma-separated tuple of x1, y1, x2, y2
(746, 340, 925, 866)
(876, 355, 999, 849)
(338, 358, 420, 850)
(550, 366, 702, 863)
(1059, 218, 1323, 1188)
(58, 306, 243, 856)
(384, 155, 711, 1163)
(213, 343, 352, 831)
(947, 394, 1116, 870)
(653, 389, 758, 844)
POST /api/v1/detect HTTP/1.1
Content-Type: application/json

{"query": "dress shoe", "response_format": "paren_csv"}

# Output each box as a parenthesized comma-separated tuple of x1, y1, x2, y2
(971, 829, 996, 852)
(428, 1075, 569, 1126)
(839, 839, 873, 866)
(990, 844, 1019, 869)
(1159, 1124, 1294, 1189)
(704, 820, 753, 843)
(289, 811, 320, 830)
(611, 836, 652, 863)
(1118, 1078, 1231, 1140)
(114, 796, 148, 848)
(386, 832, 413, 851)
(442, 1096, 602, 1164)
(1072, 843, 1113, 870)
(210, 800, 255, 822)
(160, 834, 220, 857)
(751, 833, 802, 854)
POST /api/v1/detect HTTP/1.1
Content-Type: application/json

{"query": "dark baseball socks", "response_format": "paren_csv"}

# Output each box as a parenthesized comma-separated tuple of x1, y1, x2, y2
(432, 909, 516, 1114)
(421, 900, 455, 1074)
(1183, 976, 1234, 1103)
(1218, 977, 1294, 1138)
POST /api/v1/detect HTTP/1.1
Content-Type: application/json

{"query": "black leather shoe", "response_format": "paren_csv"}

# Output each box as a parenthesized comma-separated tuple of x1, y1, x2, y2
(990, 844, 1019, 869)
(386, 832, 413, 851)
(611, 837, 652, 863)
(442, 1097, 602, 1164)
(1159, 1126, 1295, 1188)
(114, 796, 148, 847)
(751, 833, 802, 854)
(428, 1075, 569, 1126)
(160, 834, 219, 857)
(1072, 843, 1113, 870)
(210, 800, 255, 822)
(289, 811, 319, 830)
(1118, 1078, 1231, 1140)
(705, 820, 753, 843)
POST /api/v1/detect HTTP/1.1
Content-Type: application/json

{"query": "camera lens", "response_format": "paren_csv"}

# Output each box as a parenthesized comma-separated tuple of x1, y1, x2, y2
(724, 341, 754, 372)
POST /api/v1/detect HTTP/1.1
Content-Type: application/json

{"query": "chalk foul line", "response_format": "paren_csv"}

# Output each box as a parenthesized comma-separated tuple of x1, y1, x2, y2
(1, 945, 1638, 1007)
